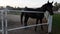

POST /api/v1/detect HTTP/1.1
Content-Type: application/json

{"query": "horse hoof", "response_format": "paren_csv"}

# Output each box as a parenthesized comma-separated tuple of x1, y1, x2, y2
(24, 27, 29, 30)
(21, 22, 22, 24)
(42, 29, 44, 31)
(24, 28, 27, 29)
(48, 32, 52, 34)
(21, 22, 23, 25)
(34, 28, 37, 32)
(35, 29, 36, 32)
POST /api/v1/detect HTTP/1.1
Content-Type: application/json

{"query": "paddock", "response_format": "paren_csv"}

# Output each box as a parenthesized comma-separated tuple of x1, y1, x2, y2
(0, 8, 53, 34)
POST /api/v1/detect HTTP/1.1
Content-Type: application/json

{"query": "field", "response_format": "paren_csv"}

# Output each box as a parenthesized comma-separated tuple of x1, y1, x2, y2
(52, 14, 60, 34)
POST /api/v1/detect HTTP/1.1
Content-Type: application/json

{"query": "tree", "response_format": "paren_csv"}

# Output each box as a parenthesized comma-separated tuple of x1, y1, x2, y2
(53, 2, 60, 11)
(54, 2, 58, 6)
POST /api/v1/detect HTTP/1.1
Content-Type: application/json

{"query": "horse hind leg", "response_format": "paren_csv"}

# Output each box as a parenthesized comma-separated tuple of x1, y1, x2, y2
(35, 19, 39, 31)
(24, 16, 29, 26)
(40, 19, 44, 30)
(21, 13, 24, 24)
(24, 16, 29, 29)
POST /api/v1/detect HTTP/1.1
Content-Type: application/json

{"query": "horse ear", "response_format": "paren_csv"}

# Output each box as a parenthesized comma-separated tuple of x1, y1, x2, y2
(52, 1, 53, 4)
(47, 0, 50, 3)
(48, 1, 49, 3)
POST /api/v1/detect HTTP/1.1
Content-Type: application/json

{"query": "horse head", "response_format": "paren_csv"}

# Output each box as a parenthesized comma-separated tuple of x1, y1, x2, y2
(45, 1, 54, 15)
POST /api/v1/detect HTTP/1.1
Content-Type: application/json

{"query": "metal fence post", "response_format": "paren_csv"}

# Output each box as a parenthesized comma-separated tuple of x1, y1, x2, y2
(1, 10, 4, 34)
(48, 15, 53, 33)
(4, 8, 8, 34)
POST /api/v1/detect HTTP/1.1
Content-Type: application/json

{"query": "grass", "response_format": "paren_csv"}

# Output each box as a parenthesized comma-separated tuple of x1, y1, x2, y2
(52, 14, 60, 34)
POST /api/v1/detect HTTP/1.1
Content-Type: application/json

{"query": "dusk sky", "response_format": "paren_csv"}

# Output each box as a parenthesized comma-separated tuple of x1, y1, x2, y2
(0, 0, 60, 8)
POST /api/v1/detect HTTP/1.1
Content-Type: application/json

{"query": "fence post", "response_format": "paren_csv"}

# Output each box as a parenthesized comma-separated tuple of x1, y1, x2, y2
(48, 15, 53, 33)
(1, 10, 4, 34)
(5, 8, 8, 34)
(1, 8, 9, 34)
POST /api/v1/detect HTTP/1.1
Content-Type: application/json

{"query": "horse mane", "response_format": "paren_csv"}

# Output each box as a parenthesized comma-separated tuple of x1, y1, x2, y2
(24, 2, 52, 11)
(36, 3, 48, 10)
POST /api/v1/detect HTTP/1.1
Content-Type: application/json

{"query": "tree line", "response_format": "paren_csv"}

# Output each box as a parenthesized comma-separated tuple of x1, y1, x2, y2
(0, 2, 60, 11)
(53, 2, 60, 11)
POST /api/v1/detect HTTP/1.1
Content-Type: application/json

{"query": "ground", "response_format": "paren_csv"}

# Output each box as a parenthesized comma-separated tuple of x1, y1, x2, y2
(0, 14, 48, 34)
(0, 14, 60, 34)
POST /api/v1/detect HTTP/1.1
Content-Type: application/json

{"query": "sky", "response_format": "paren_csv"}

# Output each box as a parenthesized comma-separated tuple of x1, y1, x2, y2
(0, 0, 60, 8)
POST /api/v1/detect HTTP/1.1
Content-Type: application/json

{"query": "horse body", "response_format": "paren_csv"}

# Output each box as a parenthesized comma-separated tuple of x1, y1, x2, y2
(21, 1, 54, 31)
(22, 7, 45, 19)
(23, 12, 44, 18)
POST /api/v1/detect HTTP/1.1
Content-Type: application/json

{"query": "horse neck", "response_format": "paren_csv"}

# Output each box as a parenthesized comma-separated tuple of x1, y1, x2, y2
(37, 7, 46, 12)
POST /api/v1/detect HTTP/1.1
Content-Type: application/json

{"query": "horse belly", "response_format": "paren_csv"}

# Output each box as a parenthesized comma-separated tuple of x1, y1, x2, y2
(26, 13, 44, 19)
(29, 15, 44, 19)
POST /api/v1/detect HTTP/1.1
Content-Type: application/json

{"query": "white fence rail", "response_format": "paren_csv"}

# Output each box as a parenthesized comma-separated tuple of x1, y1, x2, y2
(0, 8, 53, 34)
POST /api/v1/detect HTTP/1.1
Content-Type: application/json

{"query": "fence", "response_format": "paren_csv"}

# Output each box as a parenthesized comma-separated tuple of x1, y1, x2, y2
(0, 8, 53, 34)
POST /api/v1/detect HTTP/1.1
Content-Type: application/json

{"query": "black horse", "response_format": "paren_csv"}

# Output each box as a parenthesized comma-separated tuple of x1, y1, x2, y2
(21, 1, 54, 31)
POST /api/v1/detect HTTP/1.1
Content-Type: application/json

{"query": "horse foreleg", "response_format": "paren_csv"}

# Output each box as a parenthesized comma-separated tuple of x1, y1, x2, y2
(24, 16, 29, 26)
(35, 19, 39, 31)
(21, 13, 24, 24)
(40, 19, 43, 30)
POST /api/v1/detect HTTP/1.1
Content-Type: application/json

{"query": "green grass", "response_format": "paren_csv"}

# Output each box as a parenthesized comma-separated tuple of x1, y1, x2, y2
(52, 14, 60, 34)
